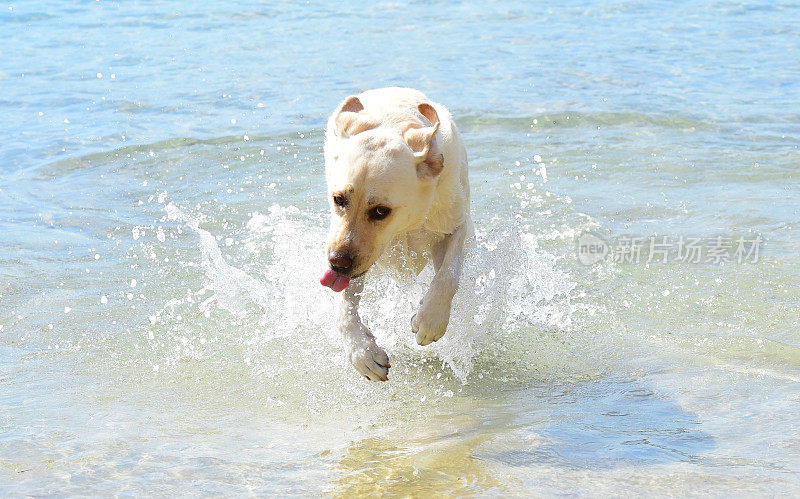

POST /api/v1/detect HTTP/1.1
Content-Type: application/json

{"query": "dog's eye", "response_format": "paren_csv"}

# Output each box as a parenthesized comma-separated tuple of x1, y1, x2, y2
(368, 206, 391, 221)
(333, 195, 347, 207)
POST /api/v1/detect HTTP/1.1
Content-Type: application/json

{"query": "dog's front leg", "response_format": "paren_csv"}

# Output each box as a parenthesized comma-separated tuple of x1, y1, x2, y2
(338, 278, 391, 381)
(412, 224, 468, 346)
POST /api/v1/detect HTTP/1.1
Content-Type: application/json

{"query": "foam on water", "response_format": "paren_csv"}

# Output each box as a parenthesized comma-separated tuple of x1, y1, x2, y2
(155, 201, 578, 386)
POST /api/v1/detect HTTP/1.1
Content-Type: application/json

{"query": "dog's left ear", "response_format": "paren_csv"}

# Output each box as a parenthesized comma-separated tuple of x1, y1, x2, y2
(404, 103, 443, 178)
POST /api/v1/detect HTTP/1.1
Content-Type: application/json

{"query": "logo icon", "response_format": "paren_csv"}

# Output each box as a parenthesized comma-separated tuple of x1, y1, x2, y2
(576, 231, 609, 265)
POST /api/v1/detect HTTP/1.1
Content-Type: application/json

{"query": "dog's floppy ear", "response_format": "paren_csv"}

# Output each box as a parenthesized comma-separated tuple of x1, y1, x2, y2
(334, 95, 378, 137)
(404, 103, 443, 178)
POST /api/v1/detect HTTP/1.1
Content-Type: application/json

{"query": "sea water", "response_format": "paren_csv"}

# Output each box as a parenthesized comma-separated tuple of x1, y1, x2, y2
(1, 1, 799, 495)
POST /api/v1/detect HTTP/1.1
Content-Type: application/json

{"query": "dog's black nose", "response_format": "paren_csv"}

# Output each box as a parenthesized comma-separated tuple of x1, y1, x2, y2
(328, 250, 353, 274)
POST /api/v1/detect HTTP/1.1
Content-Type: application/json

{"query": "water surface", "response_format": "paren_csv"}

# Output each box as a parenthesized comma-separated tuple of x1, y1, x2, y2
(1, 1, 799, 495)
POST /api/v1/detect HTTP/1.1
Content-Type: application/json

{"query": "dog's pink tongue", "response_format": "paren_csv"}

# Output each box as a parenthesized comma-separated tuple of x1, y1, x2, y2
(320, 269, 350, 292)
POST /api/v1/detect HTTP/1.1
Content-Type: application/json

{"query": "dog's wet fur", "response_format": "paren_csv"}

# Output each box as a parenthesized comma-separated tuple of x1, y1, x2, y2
(321, 87, 471, 381)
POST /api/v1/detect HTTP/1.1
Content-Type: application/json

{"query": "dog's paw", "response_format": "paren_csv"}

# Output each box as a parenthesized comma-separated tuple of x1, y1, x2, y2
(348, 339, 391, 382)
(411, 296, 452, 346)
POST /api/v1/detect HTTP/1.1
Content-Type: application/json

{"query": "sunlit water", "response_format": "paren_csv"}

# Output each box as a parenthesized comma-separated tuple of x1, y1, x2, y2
(2, 1, 799, 495)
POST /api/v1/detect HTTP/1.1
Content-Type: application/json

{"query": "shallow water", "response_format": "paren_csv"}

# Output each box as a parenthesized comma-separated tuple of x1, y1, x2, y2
(2, 0, 800, 495)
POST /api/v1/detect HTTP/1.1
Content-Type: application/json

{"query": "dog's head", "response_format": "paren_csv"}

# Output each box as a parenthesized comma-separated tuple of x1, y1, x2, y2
(321, 95, 443, 291)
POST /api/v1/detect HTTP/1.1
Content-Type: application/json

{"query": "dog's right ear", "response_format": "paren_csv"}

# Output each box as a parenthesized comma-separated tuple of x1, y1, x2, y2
(334, 96, 378, 137)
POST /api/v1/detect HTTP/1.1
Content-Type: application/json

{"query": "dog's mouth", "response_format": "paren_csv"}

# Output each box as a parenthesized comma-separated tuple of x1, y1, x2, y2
(319, 269, 367, 292)
(320, 268, 352, 292)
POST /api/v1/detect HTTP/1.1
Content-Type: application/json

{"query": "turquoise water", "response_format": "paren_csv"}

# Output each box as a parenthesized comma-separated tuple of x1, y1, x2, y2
(2, 1, 799, 495)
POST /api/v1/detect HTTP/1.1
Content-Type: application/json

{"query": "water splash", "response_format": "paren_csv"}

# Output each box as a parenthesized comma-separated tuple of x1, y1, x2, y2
(156, 202, 577, 383)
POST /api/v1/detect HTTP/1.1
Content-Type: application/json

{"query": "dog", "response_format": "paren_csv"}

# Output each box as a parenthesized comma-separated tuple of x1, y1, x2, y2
(319, 87, 471, 381)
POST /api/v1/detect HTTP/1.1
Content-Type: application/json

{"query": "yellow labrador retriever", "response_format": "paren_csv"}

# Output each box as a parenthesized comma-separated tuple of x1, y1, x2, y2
(320, 87, 471, 381)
